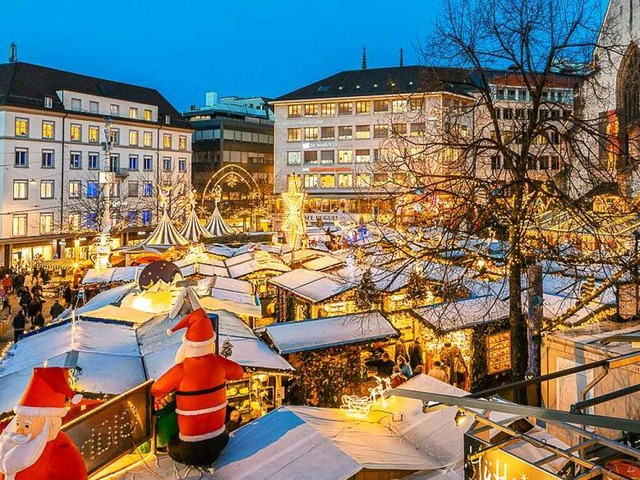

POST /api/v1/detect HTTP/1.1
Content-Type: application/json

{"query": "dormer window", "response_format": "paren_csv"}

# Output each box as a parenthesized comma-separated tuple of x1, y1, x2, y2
(44, 97, 53, 109)
(165, 115, 171, 125)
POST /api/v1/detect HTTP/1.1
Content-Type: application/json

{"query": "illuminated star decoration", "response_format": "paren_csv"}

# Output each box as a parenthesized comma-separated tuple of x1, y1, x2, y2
(138, 261, 181, 291)
(281, 174, 306, 250)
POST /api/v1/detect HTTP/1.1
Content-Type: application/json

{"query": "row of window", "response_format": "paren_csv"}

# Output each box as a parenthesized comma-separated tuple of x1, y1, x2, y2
(193, 128, 274, 144)
(286, 99, 425, 118)
(68, 99, 153, 121)
(290, 172, 409, 189)
(496, 107, 570, 121)
(287, 149, 377, 165)
(13, 148, 187, 172)
(11, 210, 155, 237)
(493, 87, 573, 103)
(490, 155, 562, 171)
(286, 123, 428, 142)
(14, 118, 187, 149)
(12, 179, 156, 200)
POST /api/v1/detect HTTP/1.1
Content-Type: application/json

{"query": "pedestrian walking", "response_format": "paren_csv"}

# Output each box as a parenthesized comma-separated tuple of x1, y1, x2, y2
(408, 336, 424, 371)
(11, 310, 26, 343)
(33, 311, 45, 329)
(2, 274, 12, 294)
(427, 360, 450, 383)
(49, 299, 65, 321)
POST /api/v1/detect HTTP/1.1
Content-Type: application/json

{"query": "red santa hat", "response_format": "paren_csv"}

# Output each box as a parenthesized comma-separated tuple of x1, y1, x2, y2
(168, 308, 216, 358)
(15, 367, 82, 418)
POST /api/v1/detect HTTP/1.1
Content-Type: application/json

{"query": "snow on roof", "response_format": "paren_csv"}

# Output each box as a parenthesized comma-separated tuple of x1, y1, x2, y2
(74, 282, 139, 316)
(225, 251, 290, 279)
(412, 296, 509, 332)
(546, 320, 640, 356)
(541, 293, 607, 326)
(263, 311, 398, 354)
(268, 269, 351, 303)
(301, 255, 344, 272)
(80, 305, 158, 324)
(0, 319, 140, 377)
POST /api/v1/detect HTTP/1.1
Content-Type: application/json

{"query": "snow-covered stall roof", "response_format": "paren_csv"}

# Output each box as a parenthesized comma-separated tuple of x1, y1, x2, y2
(199, 277, 262, 317)
(540, 293, 607, 326)
(82, 266, 142, 285)
(268, 269, 352, 303)
(225, 251, 290, 279)
(300, 254, 345, 272)
(139, 309, 293, 379)
(412, 295, 509, 332)
(263, 311, 398, 354)
(73, 282, 139, 317)
(79, 305, 158, 324)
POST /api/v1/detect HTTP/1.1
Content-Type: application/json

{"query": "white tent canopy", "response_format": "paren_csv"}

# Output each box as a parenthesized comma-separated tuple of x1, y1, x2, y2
(205, 205, 235, 237)
(179, 208, 213, 242)
(140, 209, 190, 246)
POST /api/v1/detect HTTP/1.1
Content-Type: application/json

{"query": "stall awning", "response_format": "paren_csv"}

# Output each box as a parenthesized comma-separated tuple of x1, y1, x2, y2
(36, 258, 92, 270)
(263, 311, 398, 354)
(268, 269, 351, 303)
(82, 266, 142, 284)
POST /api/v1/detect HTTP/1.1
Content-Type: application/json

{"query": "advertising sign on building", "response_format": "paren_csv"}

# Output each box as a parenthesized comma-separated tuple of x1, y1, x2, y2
(486, 331, 511, 375)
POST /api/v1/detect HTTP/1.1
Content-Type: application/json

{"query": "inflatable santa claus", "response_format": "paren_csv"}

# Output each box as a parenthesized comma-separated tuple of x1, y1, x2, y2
(0, 367, 86, 480)
(152, 308, 243, 467)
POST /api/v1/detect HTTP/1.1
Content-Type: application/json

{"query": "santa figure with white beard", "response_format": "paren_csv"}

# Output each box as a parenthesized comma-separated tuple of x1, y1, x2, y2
(0, 367, 86, 480)
(152, 308, 243, 467)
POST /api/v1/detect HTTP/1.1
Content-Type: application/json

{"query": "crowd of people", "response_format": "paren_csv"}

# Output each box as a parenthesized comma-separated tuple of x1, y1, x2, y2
(365, 336, 469, 390)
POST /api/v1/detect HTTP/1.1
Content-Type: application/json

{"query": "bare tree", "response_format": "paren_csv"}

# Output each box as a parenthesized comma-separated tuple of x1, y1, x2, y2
(364, 0, 634, 393)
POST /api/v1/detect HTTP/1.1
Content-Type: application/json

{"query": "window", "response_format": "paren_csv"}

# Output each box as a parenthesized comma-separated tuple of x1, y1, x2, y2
(12, 214, 27, 236)
(86, 213, 98, 229)
(129, 130, 139, 146)
(287, 151, 302, 165)
(15, 118, 28, 137)
(391, 123, 407, 136)
(356, 173, 372, 187)
(338, 173, 353, 188)
(70, 151, 82, 169)
(491, 155, 501, 170)
(179, 135, 187, 150)
(508, 89, 516, 100)
(539, 156, 550, 170)
(71, 98, 82, 111)
(304, 151, 318, 164)
(527, 156, 537, 170)
(338, 126, 353, 140)
(392, 100, 407, 113)
(143, 131, 153, 147)
(550, 132, 560, 145)
(165, 115, 171, 125)
(144, 109, 152, 121)
(128, 155, 139, 171)
(320, 150, 335, 164)
(410, 98, 424, 111)
(502, 108, 513, 120)
(320, 103, 335, 116)
(338, 150, 353, 163)
(356, 101, 371, 114)
(143, 181, 153, 196)
(551, 156, 561, 170)
(355, 149, 371, 163)
(142, 210, 152, 225)
(69, 181, 81, 198)
(13, 180, 28, 200)
(68, 213, 80, 230)
(44, 96, 53, 109)
(178, 158, 187, 172)
(88, 152, 99, 170)
(338, 102, 353, 115)
(410, 122, 425, 137)
(321, 127, 335, 140)
(129, 107, 138, 119)
(41, 150, 54, 168)
(303, 127, 318, 141)
(87, 181, 99, 198)
(304, 174, 318, 188)
(70, 124, 82, 141)
(143, 156, 153, 171)
(320, 174, 335, 188)
(373, 124, 388, 138)
(128, 181, 139, 197)
(373, 173, 388, 185)
(109, 182, 120, 198)
(287, 105, 302, 117)
(109, 128, 120, 145)
(304, 104, 318, 116)
(88, 126, 99, 143)
(515, 108, 525, 119)
(15, 148, 28, 167)
(163, 134, 172, 149)
(126, 210, 138, 225)
(89, 101, 99, 113)
(162, 157, 172, 171)
(110, 104, 120, 116)
(355, 125, 370, 139)
(40, 180, 54, 199)
(42, 121, 55, 139)
(374, 100, 389, 112)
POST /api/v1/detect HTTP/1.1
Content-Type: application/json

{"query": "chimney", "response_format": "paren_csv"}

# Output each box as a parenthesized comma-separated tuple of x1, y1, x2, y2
(399, 48, 404, 67)
(205, 92, 218, 107)
(8, 42, 17, 63)
(361, 46, 367, 70)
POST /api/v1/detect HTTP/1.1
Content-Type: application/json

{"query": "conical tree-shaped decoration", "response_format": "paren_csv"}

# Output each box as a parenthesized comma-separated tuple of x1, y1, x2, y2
(179, 189, 213, 242)
(140, 186, 190, 246)
(205, 186, 234, 237)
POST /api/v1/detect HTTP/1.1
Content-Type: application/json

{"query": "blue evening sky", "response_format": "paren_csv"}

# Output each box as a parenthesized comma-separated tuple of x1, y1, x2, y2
(1, 0, 609, 111)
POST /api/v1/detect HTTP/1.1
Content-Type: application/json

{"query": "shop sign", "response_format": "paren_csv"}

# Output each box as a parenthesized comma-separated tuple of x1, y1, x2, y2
(63, 381, 152, 475)
(466, 446, 562, 479)
(486, 331, 511, 375)
(303, 142, 338, 149)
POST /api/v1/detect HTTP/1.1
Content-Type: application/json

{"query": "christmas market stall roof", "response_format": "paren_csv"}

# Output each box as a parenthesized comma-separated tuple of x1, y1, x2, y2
(268, 269, 352, 303)
(198, 276, 262, 318)
(139, 308, 294, 379)
(411, 295, 510, 332)
(81, 266, 142, 285)
(225, 250, 291, 279)
(261, 311, 398, 354)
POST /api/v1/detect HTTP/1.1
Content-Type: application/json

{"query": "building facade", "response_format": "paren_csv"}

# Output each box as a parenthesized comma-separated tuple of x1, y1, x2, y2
(185, 93, 273, 230)
(0, 61, 192, 267)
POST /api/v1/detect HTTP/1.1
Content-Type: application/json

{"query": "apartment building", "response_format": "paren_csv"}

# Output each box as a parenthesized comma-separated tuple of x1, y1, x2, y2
(272, 66, 474, 221)
(0, 61, 193, 267)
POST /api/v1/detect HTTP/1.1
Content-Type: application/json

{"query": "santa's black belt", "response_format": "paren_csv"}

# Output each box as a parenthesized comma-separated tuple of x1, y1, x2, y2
(175, 383, 225, 397)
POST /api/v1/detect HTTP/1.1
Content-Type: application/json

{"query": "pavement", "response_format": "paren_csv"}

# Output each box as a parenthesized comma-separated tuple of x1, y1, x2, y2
(0, 290, 63, 352)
